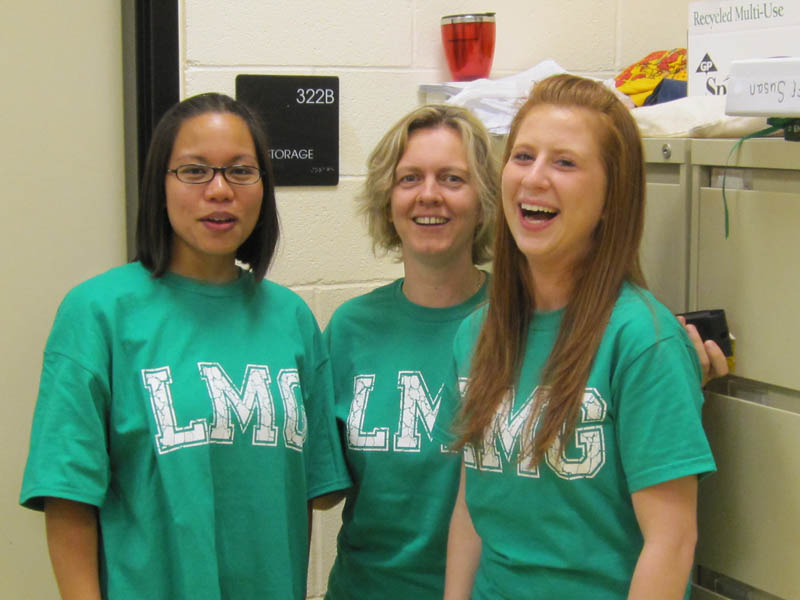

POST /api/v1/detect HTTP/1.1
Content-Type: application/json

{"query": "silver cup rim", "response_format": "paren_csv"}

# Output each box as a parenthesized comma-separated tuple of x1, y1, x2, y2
(441, 12, 496, 25)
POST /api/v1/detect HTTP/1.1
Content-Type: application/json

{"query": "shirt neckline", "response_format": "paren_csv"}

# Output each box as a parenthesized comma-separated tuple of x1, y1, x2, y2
(392, 272, 488, 322)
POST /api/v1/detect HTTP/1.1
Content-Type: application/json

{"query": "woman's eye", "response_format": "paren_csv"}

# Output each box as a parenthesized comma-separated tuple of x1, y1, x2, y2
(183, 165, 209, 175)
(177, 165, 211, 180)
(513, 152, 534, 162)
(398, 173, 419, 184)
(556, 158, 576, 168)
(228, 166, 255, 176)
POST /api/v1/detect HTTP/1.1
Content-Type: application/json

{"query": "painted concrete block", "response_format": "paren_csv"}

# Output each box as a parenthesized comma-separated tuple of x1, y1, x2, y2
(308, 506, 344, 595)
(186, 0, 414, 67)
(268, 180, 404, 287)
(617, 0, 692, 69)
(338, 69, 444, 175)
(313, 283, 394, 329)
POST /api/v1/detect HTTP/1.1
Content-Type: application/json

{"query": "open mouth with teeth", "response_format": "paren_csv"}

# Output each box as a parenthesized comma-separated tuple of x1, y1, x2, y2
(413, 216, 449, 226)
(202, 216, 236, 224)
(520, 202, 559, 222)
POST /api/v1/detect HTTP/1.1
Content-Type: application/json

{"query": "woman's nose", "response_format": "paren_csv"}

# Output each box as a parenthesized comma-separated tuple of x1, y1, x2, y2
(521, 158, 549, 189)
(204, 170, 234, 201)
(417, 177, 442, 203)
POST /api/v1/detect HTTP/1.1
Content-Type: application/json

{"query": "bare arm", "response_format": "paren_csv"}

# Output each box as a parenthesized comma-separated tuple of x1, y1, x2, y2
(44, 498, 102, 600)
(677, 316, 729, 386)
(307, 500, 314, 560)
(311, 491, 345, 510)
(628, 476, 698, 600)
(444, 462, 481, 600)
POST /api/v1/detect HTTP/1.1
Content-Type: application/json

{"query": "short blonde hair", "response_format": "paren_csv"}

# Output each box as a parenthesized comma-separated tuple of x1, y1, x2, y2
(360, 105, 499, 265)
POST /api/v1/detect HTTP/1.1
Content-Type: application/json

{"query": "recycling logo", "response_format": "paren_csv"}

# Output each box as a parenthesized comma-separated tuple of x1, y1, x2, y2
(696, 53, 717, 74)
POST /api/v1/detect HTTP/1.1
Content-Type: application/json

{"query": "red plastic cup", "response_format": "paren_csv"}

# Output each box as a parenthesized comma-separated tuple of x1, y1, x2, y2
(441, 12, 496, 82)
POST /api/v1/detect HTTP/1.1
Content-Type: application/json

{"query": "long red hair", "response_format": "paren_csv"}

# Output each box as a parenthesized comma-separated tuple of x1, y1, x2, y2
(455, 74, 646, 466)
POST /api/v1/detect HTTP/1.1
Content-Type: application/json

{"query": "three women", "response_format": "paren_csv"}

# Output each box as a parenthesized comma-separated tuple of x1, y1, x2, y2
(22, 76, 722, 599)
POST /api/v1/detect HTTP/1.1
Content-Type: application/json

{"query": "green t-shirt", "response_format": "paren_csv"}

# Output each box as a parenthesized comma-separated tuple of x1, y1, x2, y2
(451, 283, 716, 600)
(20, 262, 351, 600)
(324, 277, 487, 599)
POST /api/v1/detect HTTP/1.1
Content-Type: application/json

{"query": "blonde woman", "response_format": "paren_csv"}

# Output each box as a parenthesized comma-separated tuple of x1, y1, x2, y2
(319, 105, 497, 599)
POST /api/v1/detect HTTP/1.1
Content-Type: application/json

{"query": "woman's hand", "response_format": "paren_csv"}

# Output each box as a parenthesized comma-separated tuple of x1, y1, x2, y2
(677, 316, 729, 386)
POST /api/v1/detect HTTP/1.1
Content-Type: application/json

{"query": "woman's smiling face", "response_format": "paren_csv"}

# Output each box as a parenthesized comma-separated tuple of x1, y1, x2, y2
(390, 126, 481, 269)
(502, 104, 607, 280)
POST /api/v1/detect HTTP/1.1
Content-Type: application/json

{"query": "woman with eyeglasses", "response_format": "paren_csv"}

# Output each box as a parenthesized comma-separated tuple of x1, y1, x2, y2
(20, 92, 350, 600)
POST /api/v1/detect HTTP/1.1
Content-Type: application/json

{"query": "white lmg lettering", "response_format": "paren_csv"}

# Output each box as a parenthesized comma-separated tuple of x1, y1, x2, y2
(200, 363, 279, 446)
(393, 371, 443, 452)
(142, 367, 208, 454)
(470, 386, 608, 479)
(347, 372, 455, 453)
(142, 363, 306, 454)
(472, 387, 539, 478)
(545, 389, 607, 480)
(459, 378, 478, 466)
(277, 369, 306, 452)
(346, 375, 389, 451)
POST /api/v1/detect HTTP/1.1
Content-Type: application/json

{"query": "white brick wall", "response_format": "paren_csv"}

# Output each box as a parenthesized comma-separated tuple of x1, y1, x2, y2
(180, 1, 694, 596)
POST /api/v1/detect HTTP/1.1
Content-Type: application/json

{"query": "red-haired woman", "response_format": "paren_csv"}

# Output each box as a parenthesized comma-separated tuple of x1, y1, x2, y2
(444, 75, 715, 600)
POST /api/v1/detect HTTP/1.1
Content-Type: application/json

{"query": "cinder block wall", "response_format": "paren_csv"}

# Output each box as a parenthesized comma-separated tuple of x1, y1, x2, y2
(180, 1, 693, 596)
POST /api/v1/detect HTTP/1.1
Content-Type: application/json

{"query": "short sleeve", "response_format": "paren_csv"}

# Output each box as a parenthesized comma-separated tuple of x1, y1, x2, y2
(434, 311, 485, 450)
(20, 330, 112, 510)
(615, 332, 716, 493)
(300, 309, 352, 499)
(321, 308, 354, 425)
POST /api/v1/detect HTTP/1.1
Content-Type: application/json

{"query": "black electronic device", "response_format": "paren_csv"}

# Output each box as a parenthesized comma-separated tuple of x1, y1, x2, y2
(676, 309, 733, 357)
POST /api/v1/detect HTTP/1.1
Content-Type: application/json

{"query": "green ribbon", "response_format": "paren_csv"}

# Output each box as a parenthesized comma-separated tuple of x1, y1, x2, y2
(721, 118, 799, 239)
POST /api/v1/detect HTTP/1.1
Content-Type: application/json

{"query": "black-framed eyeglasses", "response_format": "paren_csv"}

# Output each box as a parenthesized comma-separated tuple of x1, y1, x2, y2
(166, 164, 264, 185)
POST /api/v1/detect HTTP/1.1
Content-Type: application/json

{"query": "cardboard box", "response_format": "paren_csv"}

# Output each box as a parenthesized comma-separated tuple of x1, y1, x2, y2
(688, 1, 800, 96)
(726, 57, 800, 117)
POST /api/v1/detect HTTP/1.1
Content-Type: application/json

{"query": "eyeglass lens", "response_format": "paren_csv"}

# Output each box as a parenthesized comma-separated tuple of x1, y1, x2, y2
(173, 164, 261, 185)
